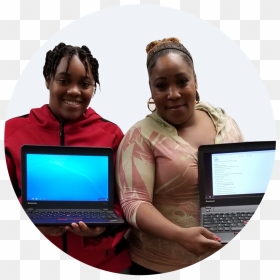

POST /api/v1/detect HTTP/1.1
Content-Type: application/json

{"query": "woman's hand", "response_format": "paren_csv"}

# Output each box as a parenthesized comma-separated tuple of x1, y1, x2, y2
(65, 222, 106, 238)
(135, 204, 222, 257)
(38, 226, 67, 237)
(177, 227, 222, 257)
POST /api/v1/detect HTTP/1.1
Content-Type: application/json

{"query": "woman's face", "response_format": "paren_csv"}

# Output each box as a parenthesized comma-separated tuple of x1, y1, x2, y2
(46, 55, 95, 122)
(149, 53, 197, 129)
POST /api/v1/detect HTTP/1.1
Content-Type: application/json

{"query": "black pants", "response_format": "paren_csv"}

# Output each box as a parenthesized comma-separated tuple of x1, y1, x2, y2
(130, 261, 159, 275)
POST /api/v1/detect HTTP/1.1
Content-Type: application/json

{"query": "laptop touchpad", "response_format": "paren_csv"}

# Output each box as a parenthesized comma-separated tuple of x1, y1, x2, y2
(216, 232, 235, 244)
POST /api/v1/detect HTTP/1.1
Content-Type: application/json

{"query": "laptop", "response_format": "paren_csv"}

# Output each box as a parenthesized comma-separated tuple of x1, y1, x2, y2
(21, 145, 125, 226)
(198, 141, 276, 243)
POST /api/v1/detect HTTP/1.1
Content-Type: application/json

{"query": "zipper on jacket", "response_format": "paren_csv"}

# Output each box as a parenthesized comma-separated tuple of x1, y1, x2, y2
(60, 122, 65, 146)
(59, 121, 67, 253)
(46, 107, 68, 253)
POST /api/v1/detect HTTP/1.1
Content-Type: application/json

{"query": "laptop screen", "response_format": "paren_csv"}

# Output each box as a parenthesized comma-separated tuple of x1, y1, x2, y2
(198, 141, 276, 207)
(210, 150, 275, 199)
(26, 154, 109, 202)
(21, 145, 114, 210)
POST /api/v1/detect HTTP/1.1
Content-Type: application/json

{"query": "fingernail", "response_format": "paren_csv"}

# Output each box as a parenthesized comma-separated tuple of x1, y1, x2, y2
(215, 235, 221, 241)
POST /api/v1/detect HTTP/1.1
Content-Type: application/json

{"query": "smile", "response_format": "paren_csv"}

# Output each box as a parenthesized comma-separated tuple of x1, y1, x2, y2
(63, 100, 81, 106)
(167, 105, 185, 110)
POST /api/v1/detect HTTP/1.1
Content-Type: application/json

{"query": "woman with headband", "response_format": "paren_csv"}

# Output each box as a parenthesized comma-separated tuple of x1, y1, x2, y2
(116, 38, 244, 274)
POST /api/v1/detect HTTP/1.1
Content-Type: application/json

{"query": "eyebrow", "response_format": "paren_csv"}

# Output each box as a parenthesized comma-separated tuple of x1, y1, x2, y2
(153, 72, 189, 82)
(56, 72, 70, 76)
(56, 72, 92, 79)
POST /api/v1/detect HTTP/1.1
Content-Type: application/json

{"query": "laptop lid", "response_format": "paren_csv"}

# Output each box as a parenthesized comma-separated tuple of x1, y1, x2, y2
(21, 145, 115, 211)
(198, 141, 276, 209)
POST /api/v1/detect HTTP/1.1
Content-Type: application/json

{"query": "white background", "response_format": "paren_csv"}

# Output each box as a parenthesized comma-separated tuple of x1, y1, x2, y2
(6, 5, 276, 140)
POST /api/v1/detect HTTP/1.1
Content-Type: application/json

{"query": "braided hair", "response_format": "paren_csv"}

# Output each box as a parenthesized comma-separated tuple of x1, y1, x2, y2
(43, 43, 100, 91)
(146, 37, 199, 102)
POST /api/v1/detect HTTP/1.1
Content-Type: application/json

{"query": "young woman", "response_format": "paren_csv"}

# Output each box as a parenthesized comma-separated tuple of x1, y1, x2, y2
(5, 43, 131, 273)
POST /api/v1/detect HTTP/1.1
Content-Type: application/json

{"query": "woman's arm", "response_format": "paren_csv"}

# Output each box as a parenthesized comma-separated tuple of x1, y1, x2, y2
(136, 203, 222, 256)
(5, 149, 21, 199)
(116, 126, 222, 256)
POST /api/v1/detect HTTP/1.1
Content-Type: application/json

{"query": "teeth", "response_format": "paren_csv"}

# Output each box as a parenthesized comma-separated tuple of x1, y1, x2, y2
(64, 100, 80, 105)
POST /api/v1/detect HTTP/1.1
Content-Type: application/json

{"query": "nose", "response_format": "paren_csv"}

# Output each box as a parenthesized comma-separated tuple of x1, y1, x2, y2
(67, 84, 81, 96)
(167, 86, 181, 99)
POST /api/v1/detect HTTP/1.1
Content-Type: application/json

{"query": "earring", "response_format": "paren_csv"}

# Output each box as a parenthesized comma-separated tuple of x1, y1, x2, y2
(195, 90, 200, 104)
(147, 97, 156, 112)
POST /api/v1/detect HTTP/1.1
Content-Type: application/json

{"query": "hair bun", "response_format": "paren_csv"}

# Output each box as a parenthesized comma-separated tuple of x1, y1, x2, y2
(146, 37, 181, 54)
(162, 37, 180, 44)
(146, 40, 161, 54)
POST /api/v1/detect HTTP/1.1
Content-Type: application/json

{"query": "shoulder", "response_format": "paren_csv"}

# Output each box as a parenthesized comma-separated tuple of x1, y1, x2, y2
(86, 107, 124, 136)
(5, 105, 48, 140)
(121, 117, 150, 138)
(197, 102, 244, 142)
(125, 114, 160, 133)
(5, 113, 31, 139)
(100, 117, 122, 131)
(99, 118, 124, 138)
(119, 116, 161, 150)
(196, 102, 239, 126)
(223, 115, 244, 141)
(196, 102, 229, 128)
(196, 102, 226, 117)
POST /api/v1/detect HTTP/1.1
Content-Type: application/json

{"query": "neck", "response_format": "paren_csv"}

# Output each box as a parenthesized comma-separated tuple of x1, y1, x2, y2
(173, 110, 197, 131)
(47, 105, 66, 124)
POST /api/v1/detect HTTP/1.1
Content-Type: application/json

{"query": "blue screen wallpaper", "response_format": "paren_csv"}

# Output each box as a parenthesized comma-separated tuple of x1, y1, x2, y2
(26, 154, 109, 201)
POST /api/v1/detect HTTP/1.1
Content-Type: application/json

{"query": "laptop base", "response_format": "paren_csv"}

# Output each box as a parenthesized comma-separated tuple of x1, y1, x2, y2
(26, 209, 125, 226)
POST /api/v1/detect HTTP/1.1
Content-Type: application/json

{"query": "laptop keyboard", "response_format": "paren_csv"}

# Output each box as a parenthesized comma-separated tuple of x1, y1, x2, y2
(26, 211, 118, 220)
(202, 212, 254, 232)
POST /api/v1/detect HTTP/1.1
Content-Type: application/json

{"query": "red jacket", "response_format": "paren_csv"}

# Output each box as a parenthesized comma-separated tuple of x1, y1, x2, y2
(5, 104, 131, 273)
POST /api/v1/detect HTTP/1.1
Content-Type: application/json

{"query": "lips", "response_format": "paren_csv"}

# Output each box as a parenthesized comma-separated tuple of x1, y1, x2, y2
(63, 100, 82, 106)
(167, 104, 184, 109)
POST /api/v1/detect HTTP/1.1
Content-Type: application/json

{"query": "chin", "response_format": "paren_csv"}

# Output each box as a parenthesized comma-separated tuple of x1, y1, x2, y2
(62, 113, 82, 122)
(166, 117, 185, 126)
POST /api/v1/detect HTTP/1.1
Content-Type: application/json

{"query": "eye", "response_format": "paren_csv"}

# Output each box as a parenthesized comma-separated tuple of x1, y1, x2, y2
(58, 79, 68, 85)
(155, 83, 167, 91)
(178, 79, 188, 86)
(81, 82, 92, 89)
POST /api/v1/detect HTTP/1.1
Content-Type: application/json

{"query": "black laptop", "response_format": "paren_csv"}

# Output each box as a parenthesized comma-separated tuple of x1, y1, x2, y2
(198, 141, 276, 243)
(21, 145, 124, 226)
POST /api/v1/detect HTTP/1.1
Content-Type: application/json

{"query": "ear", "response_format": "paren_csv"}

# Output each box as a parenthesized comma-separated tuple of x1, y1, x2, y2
(148, 81, 154, 98)
(45, 78, 50, 90)
(194, 74, 198, 89)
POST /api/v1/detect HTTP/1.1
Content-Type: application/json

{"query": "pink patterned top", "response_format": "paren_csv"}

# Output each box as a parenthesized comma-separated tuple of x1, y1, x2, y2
(116, 102, 244, 272)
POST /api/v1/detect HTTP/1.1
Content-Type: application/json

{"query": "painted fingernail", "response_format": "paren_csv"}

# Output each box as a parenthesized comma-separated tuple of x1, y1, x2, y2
(215, 235, 221, 241)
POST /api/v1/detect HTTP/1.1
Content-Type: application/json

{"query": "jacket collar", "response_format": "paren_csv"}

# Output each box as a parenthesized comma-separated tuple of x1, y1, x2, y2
(29, 104, 102, 132)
